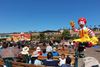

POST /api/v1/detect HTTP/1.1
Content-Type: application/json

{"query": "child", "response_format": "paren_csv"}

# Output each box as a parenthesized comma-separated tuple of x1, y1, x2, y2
(61, 56, 72, 67)
(59, 54, 66, 66)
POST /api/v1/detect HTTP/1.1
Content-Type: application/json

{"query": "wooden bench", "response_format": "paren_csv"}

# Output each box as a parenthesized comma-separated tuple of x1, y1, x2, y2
(38, 56, 59, 60)
(0, 58, 45, 67)
(0, 58, 4, 67)
(12, 61, 45, 67)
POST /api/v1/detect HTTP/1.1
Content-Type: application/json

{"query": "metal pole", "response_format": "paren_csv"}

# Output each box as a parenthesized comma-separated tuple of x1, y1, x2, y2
(75, 47, 78, 67)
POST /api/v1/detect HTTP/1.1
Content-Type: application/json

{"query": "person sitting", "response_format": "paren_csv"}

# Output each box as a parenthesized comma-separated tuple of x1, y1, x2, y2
(34, 57, 42, 65)
(42, 52, 59, 67)
(0, 42, 15, 67)
(42, 49, 47, 57)
(20, 46, 30, 63)
(0, 42, 15, 60)
(46, 43, 53, 53)
(59, 54, 66, 66)
(52, 47, 59, 56)
(31, 46, 42, 64)
(61, 56, 72, 67)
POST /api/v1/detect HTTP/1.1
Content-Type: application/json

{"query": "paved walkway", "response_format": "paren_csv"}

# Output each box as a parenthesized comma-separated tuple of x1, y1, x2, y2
(78, 47, 100, 67)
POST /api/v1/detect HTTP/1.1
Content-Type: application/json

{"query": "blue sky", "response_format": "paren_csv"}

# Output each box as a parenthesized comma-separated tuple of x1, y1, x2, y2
(0, 0, 100, 33)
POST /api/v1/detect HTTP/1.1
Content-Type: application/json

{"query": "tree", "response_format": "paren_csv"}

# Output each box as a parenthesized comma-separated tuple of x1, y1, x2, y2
(98, 25, 100, 28)
(61, 29, 71, 40)
(98, 25, 100, 31)
(39, 33, 46, 41)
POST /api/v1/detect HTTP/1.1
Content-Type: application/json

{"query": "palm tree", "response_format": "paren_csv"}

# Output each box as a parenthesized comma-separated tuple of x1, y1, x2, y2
(93, 25, 97, 31)
(98, 25, 100, 31)
(98, 25, 100, 27)
(89, 25, 92, 29)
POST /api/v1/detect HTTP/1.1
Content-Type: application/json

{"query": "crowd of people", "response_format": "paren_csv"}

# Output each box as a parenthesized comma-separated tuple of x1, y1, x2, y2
(0, 40, 74, 67)
(0, 18, 99, 67)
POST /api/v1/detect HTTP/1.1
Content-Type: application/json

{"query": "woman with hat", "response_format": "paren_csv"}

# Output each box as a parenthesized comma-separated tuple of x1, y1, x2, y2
(31, 46, 42, 64)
